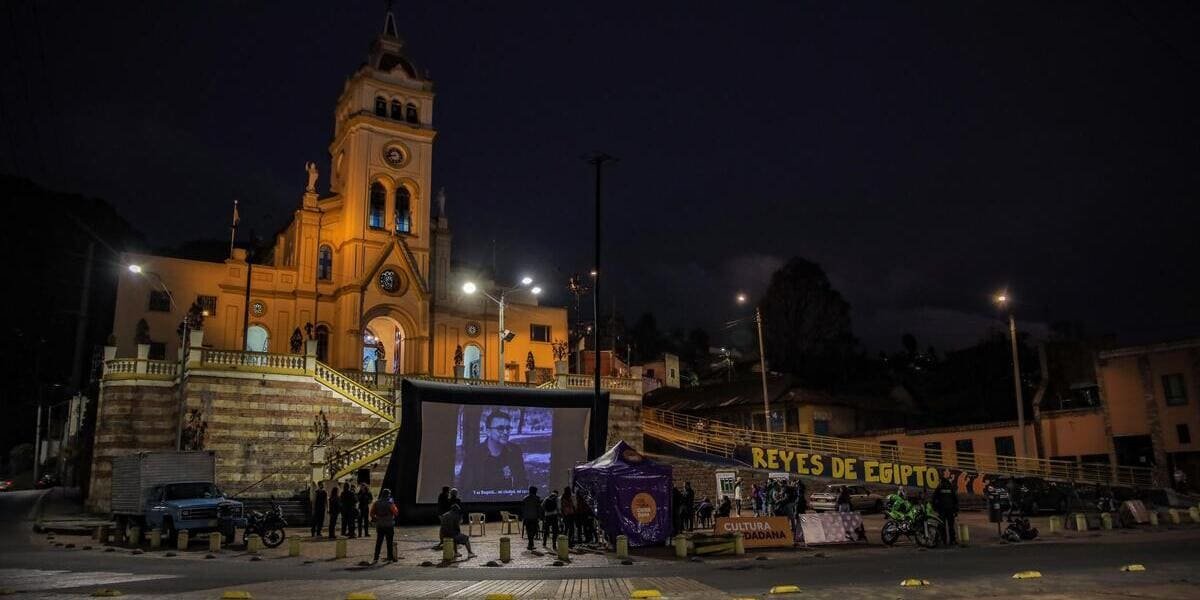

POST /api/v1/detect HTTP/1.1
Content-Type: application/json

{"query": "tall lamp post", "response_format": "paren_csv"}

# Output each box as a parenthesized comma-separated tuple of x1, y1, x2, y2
(737, 293, 773, 434)
(995, 292, 1028, 458)
(128, 264, 206, 450)
(462, 277, 542, 386)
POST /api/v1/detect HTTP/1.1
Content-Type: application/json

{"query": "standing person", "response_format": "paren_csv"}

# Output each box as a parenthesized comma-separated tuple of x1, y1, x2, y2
(836, 485, 852, 513)
(439, 505, 476, 558)
(357, 483, 373, 538)
(327, 483, 341, 538)
(370, 488, 398, 563)
(341, 482, 357, 538)
(671, 486, 684, 532)
(733, 477, 744, 516)
(717, 496, 732, 518)
(682, 482, 696, 531)
(575, 489, 595, 544)
(437, 486, 452, 516)
(521, 486, 542, 552)
(311, 481, 327, 538)
(932, 476, 959, 545)
(560, 487, 577, 547)
(447, 488, 463, 513)
(751, 483, 762, 517)
(541, 489, 561, 548)
(794, 478, 808, 516)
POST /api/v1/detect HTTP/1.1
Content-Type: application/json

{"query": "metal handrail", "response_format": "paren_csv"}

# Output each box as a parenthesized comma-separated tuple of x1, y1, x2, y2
(199, 348, 306, 373)
(313, 361, 395, 423)
(327, 426, 400, 480)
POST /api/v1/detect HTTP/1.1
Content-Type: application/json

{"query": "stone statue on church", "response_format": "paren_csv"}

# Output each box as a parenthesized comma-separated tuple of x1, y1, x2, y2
(436, 187, 447, 218)
(305, 161, 319, 193)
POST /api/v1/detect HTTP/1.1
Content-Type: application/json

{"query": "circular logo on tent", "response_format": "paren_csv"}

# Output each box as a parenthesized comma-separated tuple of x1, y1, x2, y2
(630, 492, 657, 524)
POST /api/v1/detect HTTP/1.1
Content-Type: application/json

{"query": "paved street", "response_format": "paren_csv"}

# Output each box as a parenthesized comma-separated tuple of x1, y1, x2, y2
(3, 489, 1200, 599)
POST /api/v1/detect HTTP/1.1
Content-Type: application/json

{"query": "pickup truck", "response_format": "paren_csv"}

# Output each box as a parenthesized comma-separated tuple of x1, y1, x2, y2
(111, 451, 246, 543)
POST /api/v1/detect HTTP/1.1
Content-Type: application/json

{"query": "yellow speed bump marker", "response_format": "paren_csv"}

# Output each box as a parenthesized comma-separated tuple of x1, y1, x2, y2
(1121, 564, 1146, 572)
(900, 579, 930, 587)
(346, 594, 378, 600)
(90, 591, 123, 598)
(1012, 571, 1042, 580)
(631, 591, 662, 599)
(221, 592, 253, 600)
(486, 595, 515, 600)
(769, 585, 802, 595)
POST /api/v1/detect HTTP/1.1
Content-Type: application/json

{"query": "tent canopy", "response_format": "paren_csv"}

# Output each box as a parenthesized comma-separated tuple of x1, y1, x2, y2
(573, 441, 673, 547)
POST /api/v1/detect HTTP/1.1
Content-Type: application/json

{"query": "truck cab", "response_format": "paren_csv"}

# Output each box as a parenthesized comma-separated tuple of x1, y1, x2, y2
(144, 481, 246, 541)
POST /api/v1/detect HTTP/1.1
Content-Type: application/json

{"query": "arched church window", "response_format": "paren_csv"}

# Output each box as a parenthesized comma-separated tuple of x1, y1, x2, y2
(315, 325, 330, 362)
(390, 99, 402, 120)
(394, 186, 411, 234)
(317, 245, 333, 280)
(369, 182, 386, 229)
(405, 103, 418, 124)
(374, 96, 387, 116)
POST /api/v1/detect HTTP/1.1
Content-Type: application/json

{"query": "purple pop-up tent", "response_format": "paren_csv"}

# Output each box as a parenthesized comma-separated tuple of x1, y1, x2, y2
(573, 441, 673, 547)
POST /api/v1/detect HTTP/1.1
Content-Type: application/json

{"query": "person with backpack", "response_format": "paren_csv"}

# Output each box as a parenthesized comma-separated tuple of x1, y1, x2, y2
(370, 488, 398, 563)
(541, 489, 561, 548)
(521, 486, 542, 551)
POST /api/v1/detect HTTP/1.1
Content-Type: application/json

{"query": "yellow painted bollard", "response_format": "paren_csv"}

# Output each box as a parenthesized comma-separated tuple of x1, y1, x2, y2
(288, 536, 300, 557)
(1074, 513, 1088, 531)
(209, 532, 222, 552)
(673, 535, 688, 559)
(1168, 509, 1181, 524)
(616, 535, 630, 559)
(499, 536, 511, 562)
(957, 523, 970, 545)
(556, 535, 569, 561)
(1101, 513, 1113, 530)
(334, 538, 347, 559)
(1188, 507, 1200, 524)
(149, 529, 161, 550)
(128, 526, 141, 547)
(733, 532, 745, 555)
(442, 538, 455, 562)
(1049, 516, 1061, 533)
(1149, 512, 1159, 526)
(247, 535, 263, 554)
(177, 530, 189, 551)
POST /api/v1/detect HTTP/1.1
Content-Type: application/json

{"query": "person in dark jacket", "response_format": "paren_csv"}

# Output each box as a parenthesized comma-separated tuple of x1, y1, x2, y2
(327, 483, 341, 538)
(671, 486, 684, 533)
(436, 486, 452, 516)
(311, 481, 327, 538)
(932, 476, 959, 545)
(521, 486, 542, 551)
(560, 487, 577, 546)
(541, 489, 561, 548)
(370, 488, 399, 562)
(357, 483, 373, 538)
(836, 486, 853, 512)
(440, 505, 475, 558)
(682, 482, 696, 531)
(340, 482, 357, 538)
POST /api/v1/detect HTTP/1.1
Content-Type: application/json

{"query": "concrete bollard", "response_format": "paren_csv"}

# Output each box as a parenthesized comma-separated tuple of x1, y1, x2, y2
(1149, 512, 1159, 526)
(1101, 513, 1114, 530)
(442, 538, 455, 562)
(247, 535, 263, 554)
(209, 532, 222, 552)
(177, 530, 189, 551)
(616, 535, 630, 559)
(335, 538, 347, 559)
(957, 523, 970, 545)
(128, 526, 141, 547)
(1049, 516, 1062, 533)
(288, 536, 301, 557)
(556, 535, 569, 561)
(92, 526, 101, 541)
(673, 535, 688, 559)
(150, 529, 162, 550)
(1168, 509, 1181, 524)
(733, 532, 745, 555)
(96, 526, 108, 543)
(1074, 513, 1088, 531)
(392, 541, 398, 560)
(499, 537, 511, 562)
(1189, 507, 1200, 524)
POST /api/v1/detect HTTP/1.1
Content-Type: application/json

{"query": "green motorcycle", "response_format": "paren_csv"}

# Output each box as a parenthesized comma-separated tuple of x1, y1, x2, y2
(880, 493, 945, 548)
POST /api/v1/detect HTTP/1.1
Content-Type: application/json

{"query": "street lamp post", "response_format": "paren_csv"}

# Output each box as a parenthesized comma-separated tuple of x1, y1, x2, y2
(462, 277, 541, 386)
(737, 293, 773, 435)
(995, 292, 1028, 458)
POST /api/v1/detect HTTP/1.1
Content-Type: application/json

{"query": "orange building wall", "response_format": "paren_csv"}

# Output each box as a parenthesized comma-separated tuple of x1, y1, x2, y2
(1039, 410, 1110, 458)
(1143, 352, 1199, 454)
(853, 422, 1038, 464)
(1098, 355, 1150, 437)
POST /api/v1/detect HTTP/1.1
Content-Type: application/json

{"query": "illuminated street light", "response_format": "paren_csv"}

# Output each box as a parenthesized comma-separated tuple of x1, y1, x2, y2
(521, 276, 533, 285)
(462, 281, 477, 295)
(460, 275, 538, 385)
(127, 264, 143, 274)
(531, 286, 542, 295)
(994, 290, 1027, 458)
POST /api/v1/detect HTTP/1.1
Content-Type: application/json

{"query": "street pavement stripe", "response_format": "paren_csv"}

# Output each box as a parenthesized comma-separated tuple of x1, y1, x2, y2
(0, 569, 177, 592)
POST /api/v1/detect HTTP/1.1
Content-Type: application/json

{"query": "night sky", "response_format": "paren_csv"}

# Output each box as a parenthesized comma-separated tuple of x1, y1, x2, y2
(2, 2, 1197, 353)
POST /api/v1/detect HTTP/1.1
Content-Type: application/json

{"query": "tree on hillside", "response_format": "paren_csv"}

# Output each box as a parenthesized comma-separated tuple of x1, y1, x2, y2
(630, 312, 663, 362)
(759, 257, 857, 387)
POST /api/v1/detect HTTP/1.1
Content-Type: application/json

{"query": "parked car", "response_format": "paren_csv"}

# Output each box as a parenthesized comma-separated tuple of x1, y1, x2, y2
(34, 473, 59, 489)
(984, 476, 1071, 514)
(810, 484, 885, 512)
(0, 479, 13, 492)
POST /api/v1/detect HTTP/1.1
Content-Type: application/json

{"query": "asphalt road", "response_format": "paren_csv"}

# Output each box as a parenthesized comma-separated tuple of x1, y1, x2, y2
(3, 489, 1198, 598)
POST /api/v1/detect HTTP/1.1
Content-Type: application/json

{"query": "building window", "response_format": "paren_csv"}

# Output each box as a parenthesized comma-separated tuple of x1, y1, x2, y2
(196, 295, 217, 316)
(369, 182, 386, 229)
(148, 290, 171, 312)
(995, 435, 1017, 469)
(390, 99, 402, 120)
(1178, 423, 1192, 445)
(148, 342, 166, 360)
(645, 368, 655, 378)
(1163, 373, 1188, 406)
(530, 324, 551, 343)
(374, 96, 387, 116)
(924, 441, 942, 463)
(813, 418, 830, 436)
(394, 186, 411, 233)
(317, 245, 333, 280)
(405, 102, 418, 124)
(315, 325, 330, 362)
(955, 439, 975, 469)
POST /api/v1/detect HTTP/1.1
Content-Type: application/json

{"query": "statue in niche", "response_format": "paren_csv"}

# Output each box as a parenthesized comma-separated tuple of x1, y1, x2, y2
(305, 161, 319, 193)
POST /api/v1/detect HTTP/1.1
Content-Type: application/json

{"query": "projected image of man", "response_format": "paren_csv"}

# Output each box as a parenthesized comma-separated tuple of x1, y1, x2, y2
(460, 411, 528, 496)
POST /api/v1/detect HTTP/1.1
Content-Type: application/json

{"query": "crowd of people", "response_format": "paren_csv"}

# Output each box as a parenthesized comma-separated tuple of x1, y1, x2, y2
(309, 479, 400, 563)
(519, 485, 599, 552)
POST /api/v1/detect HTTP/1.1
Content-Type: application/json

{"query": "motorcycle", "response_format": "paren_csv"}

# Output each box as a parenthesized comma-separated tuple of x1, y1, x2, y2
(881, 493, 945, 548)
(243, 502, 287, 548)
(1002, 515, 1039, 542)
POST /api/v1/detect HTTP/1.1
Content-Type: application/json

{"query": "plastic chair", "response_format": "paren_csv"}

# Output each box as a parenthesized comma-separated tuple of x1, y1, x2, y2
(467, 512, 486, 536)
(499, 511, 520, 535)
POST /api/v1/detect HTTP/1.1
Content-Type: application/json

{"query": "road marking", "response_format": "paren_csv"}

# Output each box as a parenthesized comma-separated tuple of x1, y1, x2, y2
(0, 569, 177, 593)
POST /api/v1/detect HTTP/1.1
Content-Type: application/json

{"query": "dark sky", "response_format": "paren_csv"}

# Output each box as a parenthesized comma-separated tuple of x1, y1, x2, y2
(2, 1, 1198, 353)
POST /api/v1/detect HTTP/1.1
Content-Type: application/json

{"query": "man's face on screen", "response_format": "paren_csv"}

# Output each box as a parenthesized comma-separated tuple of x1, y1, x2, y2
(487, 416, 512, 444)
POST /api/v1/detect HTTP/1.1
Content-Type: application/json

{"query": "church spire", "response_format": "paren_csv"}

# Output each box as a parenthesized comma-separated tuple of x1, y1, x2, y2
(382, 1, 399, 39)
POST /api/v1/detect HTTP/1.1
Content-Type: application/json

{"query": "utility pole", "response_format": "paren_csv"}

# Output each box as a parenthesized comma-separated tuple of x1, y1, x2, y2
(587, 153, 616, 412)
(756, 308, 771, 434)
(33, 403, 42, 484)
(1007, 312, 1027, 457)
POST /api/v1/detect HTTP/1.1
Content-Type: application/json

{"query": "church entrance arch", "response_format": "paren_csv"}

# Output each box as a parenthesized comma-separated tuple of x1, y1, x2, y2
(245, 324, 269, 353)
(463, 344, 482, 380)
(360, 305, 420, 376)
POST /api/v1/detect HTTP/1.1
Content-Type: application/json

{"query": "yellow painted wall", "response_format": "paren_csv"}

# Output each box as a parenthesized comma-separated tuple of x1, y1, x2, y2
(1040, 410, 1110, 458)
(1099, 355, 1150, 437)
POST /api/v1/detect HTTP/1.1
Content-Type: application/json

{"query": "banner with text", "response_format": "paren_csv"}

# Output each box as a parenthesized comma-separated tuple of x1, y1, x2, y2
(744, 446, 943, 490)
(713, 516, 794, 549)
